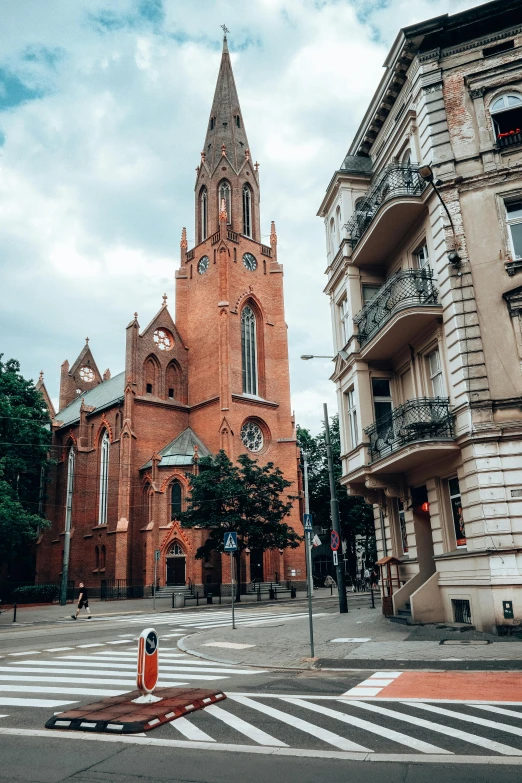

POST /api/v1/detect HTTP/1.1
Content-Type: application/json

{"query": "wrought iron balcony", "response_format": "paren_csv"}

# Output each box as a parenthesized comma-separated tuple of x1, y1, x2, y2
(364, 397, 453, 463)
(345, 163, 428, 250)
(353, 268, 438, 350)
(497, 131, 522, 150)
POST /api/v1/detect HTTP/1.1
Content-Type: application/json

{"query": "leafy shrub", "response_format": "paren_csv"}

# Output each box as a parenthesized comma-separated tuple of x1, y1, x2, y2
(11, 584, 58, 603)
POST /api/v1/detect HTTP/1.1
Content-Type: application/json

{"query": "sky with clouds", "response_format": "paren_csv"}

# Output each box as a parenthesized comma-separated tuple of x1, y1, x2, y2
(1, 0, 480, 433)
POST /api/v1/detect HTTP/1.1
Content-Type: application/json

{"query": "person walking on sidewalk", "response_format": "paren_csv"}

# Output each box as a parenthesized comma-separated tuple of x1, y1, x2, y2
(71, 582, 91, 620)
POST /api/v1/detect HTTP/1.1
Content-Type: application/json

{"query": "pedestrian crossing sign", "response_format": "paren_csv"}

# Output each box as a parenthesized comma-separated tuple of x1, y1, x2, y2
(303, 513, 313, 532)
(224, 531, 238, 551)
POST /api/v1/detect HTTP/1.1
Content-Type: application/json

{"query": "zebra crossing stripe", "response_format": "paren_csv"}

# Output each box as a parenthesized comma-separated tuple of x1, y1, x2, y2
(347, 700, 522, 756)
(203, 703, 288, 747)
(0, 685, 125, 697)
(409, 702, 522, 738)
(473, 704, 522, 719)
(0, 666, 223, 681)
(0, 698, 76, 708)
(170, 716, 216, 742)
(229, 695, 371, 752)
(0, 675, 188, 688)
(282, 698, 451, 755)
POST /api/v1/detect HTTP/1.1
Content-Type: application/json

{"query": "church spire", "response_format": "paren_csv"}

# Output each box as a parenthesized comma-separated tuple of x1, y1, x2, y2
(202, 33, 251, 173)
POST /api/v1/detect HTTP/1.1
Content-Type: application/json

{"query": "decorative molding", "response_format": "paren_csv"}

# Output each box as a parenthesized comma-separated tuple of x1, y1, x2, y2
(441, 28, 522, 59)
(506, 259, 522, 277)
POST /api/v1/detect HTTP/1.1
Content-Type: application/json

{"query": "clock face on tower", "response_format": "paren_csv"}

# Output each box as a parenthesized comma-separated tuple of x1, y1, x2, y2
(243, 252, 257, 271)
(198, 256, 209, 274)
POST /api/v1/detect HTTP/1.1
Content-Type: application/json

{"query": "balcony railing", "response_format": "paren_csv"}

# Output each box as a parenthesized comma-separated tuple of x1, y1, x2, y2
(364, 397, 453, 463)
(345, 163, 428, 250)
(353, 268, 438, 349)
(497, 131, 522, 150)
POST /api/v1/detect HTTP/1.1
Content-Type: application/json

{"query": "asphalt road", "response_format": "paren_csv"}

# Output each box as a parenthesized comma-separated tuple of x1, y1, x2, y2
(1, 602, 521, 782)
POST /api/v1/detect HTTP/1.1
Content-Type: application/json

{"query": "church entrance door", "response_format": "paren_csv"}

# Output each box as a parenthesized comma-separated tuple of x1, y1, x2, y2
(250, 549, 264, 582)
(166, 542, 186, 586)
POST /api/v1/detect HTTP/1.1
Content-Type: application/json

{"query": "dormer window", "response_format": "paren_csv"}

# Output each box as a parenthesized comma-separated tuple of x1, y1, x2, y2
(490, 93, 522, 148)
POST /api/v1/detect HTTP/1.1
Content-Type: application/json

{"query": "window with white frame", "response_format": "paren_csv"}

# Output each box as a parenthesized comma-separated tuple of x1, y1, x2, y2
(490, 93, 522, 141)
(428, 348, 445, 397)
(346, 387, 358, 449)
(65, 448, 75, 532)
(448, 477, 466, 547)
(414, 242, 429, 269)
(339, 297, 350, 347)
(505, 200, 522, 260)
(98, 431, 110, 525)
(372, 378, 392, 422)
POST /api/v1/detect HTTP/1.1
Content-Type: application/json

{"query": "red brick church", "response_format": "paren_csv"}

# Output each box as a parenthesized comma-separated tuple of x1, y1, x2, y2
(36, 35, 305, 595)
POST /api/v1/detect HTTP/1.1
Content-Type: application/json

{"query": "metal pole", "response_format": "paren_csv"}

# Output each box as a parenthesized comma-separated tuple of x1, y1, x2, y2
(231, 552, 236, 630)
(323, 403, 348, 613)
(302, 453, 314, 658)
(153, 559, 157, 611)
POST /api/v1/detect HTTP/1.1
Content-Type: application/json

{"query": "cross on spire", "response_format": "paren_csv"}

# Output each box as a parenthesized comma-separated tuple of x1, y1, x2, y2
(221, 24, 229, 37)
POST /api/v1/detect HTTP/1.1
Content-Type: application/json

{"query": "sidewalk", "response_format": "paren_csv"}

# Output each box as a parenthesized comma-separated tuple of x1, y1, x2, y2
(178, 600, 522, 671)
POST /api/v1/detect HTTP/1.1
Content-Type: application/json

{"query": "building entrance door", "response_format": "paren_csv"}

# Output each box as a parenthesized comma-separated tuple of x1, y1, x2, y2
(250, 549, 264, 582)
(166, 542, 186, 586)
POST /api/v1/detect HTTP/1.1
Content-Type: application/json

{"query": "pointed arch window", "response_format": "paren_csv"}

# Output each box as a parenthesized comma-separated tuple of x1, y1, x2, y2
(171, 482, 182, 520)
(98, 431, 110, 525)
(200, 187, 208, 241)
(241, 305, 258, 395)
(243, 184, 253, 237)
(65, 447, 75, 532)
(219, 180, 231, 224)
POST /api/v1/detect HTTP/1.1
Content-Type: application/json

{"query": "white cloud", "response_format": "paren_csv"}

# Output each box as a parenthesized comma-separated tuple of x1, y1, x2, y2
(0, 0, 479, 433)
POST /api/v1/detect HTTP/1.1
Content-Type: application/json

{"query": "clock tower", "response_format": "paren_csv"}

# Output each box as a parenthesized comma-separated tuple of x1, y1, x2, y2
(175, 33, 305, 584)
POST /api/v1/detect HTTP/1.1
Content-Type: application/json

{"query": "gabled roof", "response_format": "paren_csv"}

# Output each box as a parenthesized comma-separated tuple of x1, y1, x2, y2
(141, 427, 212, 469)
(54, 372, 125, 427)
(202, 35, 251, 173)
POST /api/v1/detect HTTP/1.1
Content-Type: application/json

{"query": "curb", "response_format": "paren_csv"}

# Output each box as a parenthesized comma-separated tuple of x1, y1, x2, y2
(317, 658, 522, 671)
(177, 634, 314, 671)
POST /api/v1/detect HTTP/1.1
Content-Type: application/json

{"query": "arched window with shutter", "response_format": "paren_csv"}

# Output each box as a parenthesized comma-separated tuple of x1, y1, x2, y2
(171, 482, 182, 520)
(241, 305, 258, 395)
(243, 184, 253, 237)
(98, 431, 110, 525)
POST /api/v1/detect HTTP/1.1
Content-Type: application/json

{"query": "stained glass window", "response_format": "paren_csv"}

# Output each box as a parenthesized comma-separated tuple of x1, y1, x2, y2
(241, 305, 257, 395)
(241, 421, 264, 452)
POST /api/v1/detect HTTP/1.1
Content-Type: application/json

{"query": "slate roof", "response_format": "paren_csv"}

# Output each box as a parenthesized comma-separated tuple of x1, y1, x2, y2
(141, 427, 212, 470)
(340, 154, 373, 175)
(54, 372, 125, 428)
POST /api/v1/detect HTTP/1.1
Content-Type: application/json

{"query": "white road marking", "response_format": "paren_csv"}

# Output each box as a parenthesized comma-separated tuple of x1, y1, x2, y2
(170, 716, 216, 742)
(76, 644, 104, 648)
(0, 698, 77, 708)
(44, 648, 73, 652)
(341, 671, 402, 698)
(349, 700, 522, 756)
(368, 672, 403, 679)
(0, 666, 221, 681)
(0, 685, 124, 697)
(229, 695, 371, 752)
(283, 698, 450, 755)
(0, 674, 188, 687)
(51, 658, 264, 675)
(473, 704, 522, 719)
(106, 640, 133, 645)
(203, 643, 256, 649)
(331, 638, 371, 643)
(7, 652, 40, 657)
(342, 688, 382, 697)
(204, 703, 287, 746)
(410, 702, 522, 738)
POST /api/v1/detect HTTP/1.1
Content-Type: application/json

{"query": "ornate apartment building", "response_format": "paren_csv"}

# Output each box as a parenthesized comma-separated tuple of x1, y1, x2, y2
(318, 0, 522, 632)
(36, 36, 305, 595)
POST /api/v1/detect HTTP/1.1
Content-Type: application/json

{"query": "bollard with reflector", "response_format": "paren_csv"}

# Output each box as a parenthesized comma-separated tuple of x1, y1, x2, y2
(134, 628, 162, 703)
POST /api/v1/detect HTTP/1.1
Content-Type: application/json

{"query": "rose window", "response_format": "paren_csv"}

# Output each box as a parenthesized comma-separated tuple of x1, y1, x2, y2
(153, 328, 173, 351)
(79, 366, 95, 382)
(241, 421, 264, 452)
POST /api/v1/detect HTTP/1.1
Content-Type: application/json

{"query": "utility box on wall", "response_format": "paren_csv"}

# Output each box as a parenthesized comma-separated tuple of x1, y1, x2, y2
(503, 600, 514, 620)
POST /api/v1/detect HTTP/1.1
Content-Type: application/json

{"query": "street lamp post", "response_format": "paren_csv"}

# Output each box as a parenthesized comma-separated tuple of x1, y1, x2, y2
(323, 402, 348, 614)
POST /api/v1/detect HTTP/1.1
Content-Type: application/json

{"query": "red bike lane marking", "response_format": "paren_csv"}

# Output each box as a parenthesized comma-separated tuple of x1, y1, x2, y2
(373, 671, 522, 702)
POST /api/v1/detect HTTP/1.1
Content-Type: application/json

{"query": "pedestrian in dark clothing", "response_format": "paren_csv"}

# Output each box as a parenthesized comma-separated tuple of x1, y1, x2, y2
(72, 582, 91, 619)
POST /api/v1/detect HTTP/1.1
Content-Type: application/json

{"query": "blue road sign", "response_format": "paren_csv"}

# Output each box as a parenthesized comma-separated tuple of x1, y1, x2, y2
(224, 531, 238, 552)
(303, 513, 313, 532)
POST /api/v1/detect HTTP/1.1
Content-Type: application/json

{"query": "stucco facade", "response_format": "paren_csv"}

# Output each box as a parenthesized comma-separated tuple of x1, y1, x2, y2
(36, 36, 305, 597)
(319, 0, 522, 632)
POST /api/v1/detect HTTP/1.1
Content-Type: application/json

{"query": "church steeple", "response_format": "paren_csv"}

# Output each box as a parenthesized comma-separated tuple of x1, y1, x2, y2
(194, 33, 260, 244)
(202, 34, 251, 173)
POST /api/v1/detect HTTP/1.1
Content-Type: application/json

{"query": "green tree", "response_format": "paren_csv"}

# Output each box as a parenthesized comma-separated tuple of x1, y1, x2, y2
(0, 356, 51, 566)
(179, 450, 302, 600)
(297, 415, 375, 580)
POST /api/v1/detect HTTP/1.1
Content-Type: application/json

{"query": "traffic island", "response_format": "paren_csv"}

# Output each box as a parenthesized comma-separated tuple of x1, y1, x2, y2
(45, 687, 226, 734)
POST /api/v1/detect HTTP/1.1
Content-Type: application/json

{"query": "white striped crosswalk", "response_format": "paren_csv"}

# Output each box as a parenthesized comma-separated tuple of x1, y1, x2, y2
(0, 646, 266, 711)
(83, 609, 327, 630)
